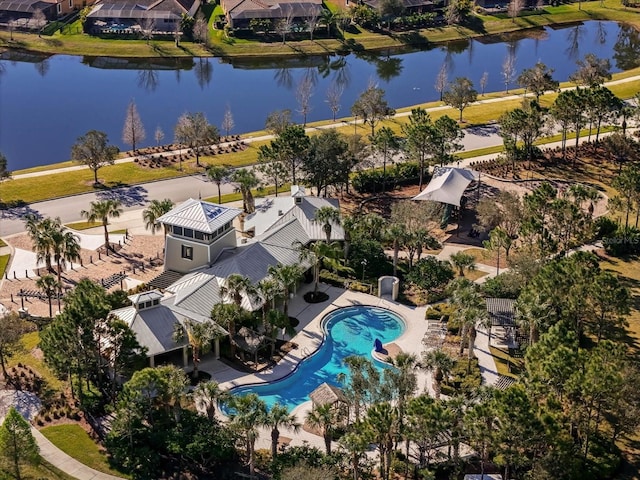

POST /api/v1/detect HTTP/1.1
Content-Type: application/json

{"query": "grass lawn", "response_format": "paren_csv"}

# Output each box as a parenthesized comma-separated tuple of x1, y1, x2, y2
(0, 459, 77, 480)
(39, 424, 128, 478)
(0, 254, 10, 279)
(64, 221, 102, 230)
(489, 345, 524, 378)
(9, 331, 64, 392)
(0, 237, 7, 247)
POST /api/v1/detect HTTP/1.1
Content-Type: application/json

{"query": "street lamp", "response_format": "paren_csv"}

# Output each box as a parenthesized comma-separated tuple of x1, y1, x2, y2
(361, 259, 368, 282)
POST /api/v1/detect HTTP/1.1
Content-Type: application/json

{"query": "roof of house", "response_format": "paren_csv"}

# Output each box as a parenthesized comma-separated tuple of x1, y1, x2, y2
(157, 198, 241, 234)
(224, 0, 322, 20)
(112, 304, 188, 357)
(128, 290, 164, 305)
(244, 187, 344, 240)
(309, 382, 348, 406)
(0, 0, 52, 13)
(87, 0, 194, 18)
(485, 298, 516, 326)
(362, 0, 433, 8)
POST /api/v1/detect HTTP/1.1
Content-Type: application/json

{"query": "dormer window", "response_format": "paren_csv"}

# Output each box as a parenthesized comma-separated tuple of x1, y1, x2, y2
(295, 197, 302, 205)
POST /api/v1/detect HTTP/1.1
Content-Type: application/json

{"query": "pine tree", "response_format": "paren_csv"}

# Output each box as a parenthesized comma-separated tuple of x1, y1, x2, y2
(0, 407, 40, 480)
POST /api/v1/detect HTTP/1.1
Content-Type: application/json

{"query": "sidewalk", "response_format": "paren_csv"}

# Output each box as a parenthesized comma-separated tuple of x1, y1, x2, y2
(32, 428, 124, 480)
(10, 74, 640, 181)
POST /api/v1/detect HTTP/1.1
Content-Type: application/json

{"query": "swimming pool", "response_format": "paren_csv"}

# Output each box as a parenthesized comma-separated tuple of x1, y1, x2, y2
(227, 306, 405, 411)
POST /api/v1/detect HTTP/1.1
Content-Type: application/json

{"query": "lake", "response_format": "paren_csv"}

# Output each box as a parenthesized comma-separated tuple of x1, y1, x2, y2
(0, 20, 637, 170)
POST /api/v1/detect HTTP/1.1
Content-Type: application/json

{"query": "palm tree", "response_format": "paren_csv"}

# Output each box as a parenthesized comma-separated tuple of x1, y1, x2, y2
(449, 251, 476, 277)
(314, 206, 341, 243)
(363, 402, 398, 480)
(265, 403, 300, 458)
(81, 199, 123, 252)
(387, 352, 418, 426)
(340, 430, 370, 480)
(421, 348, 455, 399)
(173, 319, 219, 379)
(450, 279, 486, 372)
(211, 302, 244, 358)
(295, 240, 345, 297)
(207, 165, 232, 205)
(25, 215, 58, 272)
(306, 403, 338, 454)
(257, 278, 282, 330)
(36, 274, 60, 318)
(268, 264, 303, 317)
(142, 199, 174, 236)
(231, 168, 259, 214)
(227, 393, 267, 477)
(51, 229, 81, 287)
(386, 223, 407, 277)
(221, 274, 257, 309)
(193, 381, 229, 421)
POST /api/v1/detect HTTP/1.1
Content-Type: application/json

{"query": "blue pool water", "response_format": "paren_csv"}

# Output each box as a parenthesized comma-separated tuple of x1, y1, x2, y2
(228, 306, 405, 411)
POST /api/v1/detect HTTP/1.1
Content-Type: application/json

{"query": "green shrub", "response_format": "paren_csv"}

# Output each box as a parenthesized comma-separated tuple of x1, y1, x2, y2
(603, 226, 640, 257)
(406, 257, 454, 291)
(347, 238, 390, 278)
(425, 303, 456, 320)
(594, 216, 618, 239)
(481, 271, 524, 299)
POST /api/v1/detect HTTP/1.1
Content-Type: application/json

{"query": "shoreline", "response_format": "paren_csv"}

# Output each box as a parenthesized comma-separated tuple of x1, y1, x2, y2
(1, 0, 638, 60)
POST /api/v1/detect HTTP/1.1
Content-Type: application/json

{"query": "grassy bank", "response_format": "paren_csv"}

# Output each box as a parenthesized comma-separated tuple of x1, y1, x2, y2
(0, 0, 638, 59)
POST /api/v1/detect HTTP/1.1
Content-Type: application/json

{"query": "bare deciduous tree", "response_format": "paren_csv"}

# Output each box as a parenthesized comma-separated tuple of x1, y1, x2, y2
(122, 100, 146, 151)
(193, 12, 209, 46)
(306, 6, 321, 40)
(275, 5, 294, 44)
(173, 19, 182, 47)
(480, 71, 489, 96)
(296, 74, 314, 127)
(501, 53, 517, 93)
(139, 18, 155, 44)
(435, 63, 448, 101)
(32, 8, 46, 37)
(222, 104, 235, 137)
(508, 0, 524, 23)
(325, 81, 343, 121)
(154, 125, 165, 145)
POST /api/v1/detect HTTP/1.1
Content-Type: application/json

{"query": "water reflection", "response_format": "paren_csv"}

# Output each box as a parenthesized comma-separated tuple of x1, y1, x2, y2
(34, 58, 49, 77)
(613, 25, 640, 70)
(137, 65, 160, 92)
(595, 21, 607, 45)
(274, 65, 294, 89)
(565, 23, 585, 60)
(194, 57, 213, 89)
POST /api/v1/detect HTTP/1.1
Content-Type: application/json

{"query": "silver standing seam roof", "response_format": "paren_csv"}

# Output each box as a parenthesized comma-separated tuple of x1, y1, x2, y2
(157, 198, 241, 234)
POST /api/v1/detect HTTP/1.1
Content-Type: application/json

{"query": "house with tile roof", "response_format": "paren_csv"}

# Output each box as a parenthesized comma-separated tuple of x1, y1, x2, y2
(220, 0, 323, 30)
(111, 187, 343, 367)
(85, 0, 199, 34)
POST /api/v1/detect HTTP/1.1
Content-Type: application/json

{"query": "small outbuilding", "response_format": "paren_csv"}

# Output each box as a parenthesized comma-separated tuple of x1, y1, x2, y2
(309, 382, 349, 419)
(232, 327, 275, 366)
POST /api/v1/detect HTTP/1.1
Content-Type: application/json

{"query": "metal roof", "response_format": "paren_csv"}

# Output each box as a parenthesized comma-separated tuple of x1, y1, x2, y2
(0, 0, 51, 12)
(245, 191, 344, 241)
(157, 198, 241, 234)
(111, 305, 187, 356)
(230, 0, 322, 19)
(485, 298, 516, 326)
(128, 289, 164, 305)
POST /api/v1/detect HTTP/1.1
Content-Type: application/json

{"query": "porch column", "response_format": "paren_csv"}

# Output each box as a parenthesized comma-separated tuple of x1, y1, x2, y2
(214, 338, 220, 359)
(183, 346, 189, 367)
(149, 355, 155, 368)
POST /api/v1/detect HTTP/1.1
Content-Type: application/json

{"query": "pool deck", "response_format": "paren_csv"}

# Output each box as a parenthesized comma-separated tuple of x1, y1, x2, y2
(199, 282, 432, 451)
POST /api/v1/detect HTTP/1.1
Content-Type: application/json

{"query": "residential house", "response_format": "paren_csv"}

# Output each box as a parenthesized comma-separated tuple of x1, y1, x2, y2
(110, 187, 344, 368)
(0, 0, 75, 24)
(220, 0, 323, 30)
(85, 0, 200, 34)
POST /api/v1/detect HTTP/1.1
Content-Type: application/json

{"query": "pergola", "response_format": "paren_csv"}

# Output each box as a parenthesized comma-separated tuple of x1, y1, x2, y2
(232, 327, 275, 367)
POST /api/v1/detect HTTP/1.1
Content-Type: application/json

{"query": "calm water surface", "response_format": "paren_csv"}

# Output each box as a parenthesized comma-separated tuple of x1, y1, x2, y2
(0, 21, 637, 170)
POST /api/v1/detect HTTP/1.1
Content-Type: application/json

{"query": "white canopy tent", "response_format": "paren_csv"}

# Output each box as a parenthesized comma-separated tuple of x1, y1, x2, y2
(412, 167, 479, 206)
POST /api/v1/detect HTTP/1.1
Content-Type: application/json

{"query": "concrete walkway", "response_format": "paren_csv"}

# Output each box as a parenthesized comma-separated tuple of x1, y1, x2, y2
(32, 428, 125, 480)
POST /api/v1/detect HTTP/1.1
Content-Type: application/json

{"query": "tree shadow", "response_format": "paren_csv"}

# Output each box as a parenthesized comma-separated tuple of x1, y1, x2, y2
(461, 16, 487, 34)
(95, 184, 149, 207)
(0, 201, 42, 220)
